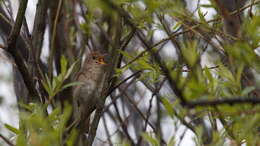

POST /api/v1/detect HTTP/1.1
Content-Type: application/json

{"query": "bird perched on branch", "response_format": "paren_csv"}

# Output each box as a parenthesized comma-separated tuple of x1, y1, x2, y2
(73, 51, 107, 144)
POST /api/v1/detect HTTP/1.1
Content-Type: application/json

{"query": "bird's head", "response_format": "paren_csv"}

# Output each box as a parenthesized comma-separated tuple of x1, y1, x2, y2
(84, 52, 107, 69)
(89, 52, 106, 65)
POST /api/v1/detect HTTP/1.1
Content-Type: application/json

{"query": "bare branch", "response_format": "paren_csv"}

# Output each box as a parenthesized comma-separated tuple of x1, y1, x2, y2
(0, 134, 14, 146)
(5, 0, 39, 100)
(187, 97, 260, 108)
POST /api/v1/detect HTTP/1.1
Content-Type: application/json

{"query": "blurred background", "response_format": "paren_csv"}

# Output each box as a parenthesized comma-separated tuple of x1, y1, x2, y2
(0, 0, 259, 146)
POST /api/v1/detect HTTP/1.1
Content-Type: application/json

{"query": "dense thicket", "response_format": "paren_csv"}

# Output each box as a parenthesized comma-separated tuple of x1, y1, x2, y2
(0, 0, 259, 145)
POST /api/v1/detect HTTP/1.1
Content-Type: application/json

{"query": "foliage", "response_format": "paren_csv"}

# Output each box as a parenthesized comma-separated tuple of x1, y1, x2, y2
(5, 103, 76, 146)
(0, 0, 260, 146)
(41, 56, 80, 102)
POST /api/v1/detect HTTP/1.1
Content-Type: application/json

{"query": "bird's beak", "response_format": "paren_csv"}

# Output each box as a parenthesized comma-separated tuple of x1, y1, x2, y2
(98, 57, 106, 64)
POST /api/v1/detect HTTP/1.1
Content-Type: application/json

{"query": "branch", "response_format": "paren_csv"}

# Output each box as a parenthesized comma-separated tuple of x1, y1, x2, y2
(32, 0, 48, 62)
(5, 0, 39, 99)
(106, 70, 142, 96)
(152, 0, 260, 47)
(48, 0, 63, 78)
(0, 5, 29, 59)
(87, 107, 103, 146)
(7, 0, 28, 51)
(103, 0, 188, 106)
(186, 97, 260, 108)
(0, 134, 14, 146)
(182, 66, 219, 72)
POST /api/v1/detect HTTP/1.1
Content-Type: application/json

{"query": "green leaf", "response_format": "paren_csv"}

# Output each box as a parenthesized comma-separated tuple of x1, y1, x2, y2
(48, 108, 61, 122)
(161, 97, 175, 118)
(182, 41, 198, 67)
(218, 64, 235, 82)
(122, 139, 131, 146)
(61, 55, 68, 76)
(172, 21, 182, 31)
(53, 76, 60, 89)
(200, 4, 215, 8)
(65, 61, 78, 79)
(142, 133, 160, 146)
(66, 129, 78, 146)
(118, 50, 133, 59)
(204, 67, 213, 84)
(198, 8, 207, 23)
(62, 82, 83, 90)
(16, 103, 75, 146)
(137, 59, 154, 70)
(235, 63, 244, 86)
(18, 103, 34, 111)
(167, 135, 175, 146)
(241, 86, 256, 96)
(4, 124, 20, 134)
(41, 79, 52, 96)
(45, 74, 53, 92)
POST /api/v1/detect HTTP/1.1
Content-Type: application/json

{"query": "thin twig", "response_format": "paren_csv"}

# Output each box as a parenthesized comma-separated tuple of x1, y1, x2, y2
(107, 70, 142, 96)
(139, 76, 196, 133)
(138, 80, 166, 145)
(153, 0, 260, 48)
(48, 0, 63, 78)
(119, 87, 168, 145)
(186, 97, 260, 108)
(248, 0, 255, 17)
(102, 0, 188, 105)
(110, 93, 136, 145)
(104, 75, 138, 113)
(87, 107, 104, 146)
(116, 0, 260, 73)
(6, 0, 39, 99)
(102, 116, 113, 146)
(177, 128, 188, 146)
(32, 0, 48, 62)
(0, 134, 14, 146)
(7, 0, 28, 50)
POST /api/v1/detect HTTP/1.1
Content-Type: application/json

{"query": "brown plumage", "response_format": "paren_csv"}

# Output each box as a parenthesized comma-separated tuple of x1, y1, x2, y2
(73, 52, 107, 145)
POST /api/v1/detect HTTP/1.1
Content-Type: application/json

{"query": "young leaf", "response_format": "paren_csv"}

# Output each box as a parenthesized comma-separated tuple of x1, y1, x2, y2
(4, 124, 20, 134)
(161, 97, 175, 118)
(142, 133, 160, 146)
(241, 86, 256, 96)
(62, 82, 83, 90)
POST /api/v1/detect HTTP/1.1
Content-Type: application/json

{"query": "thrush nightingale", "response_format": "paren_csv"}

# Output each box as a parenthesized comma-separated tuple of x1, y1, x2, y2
(73, 52, 107, 134)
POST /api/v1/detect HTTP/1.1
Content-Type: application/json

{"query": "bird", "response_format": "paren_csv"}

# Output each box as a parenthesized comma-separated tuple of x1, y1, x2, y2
(72, 51, 107, 145)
